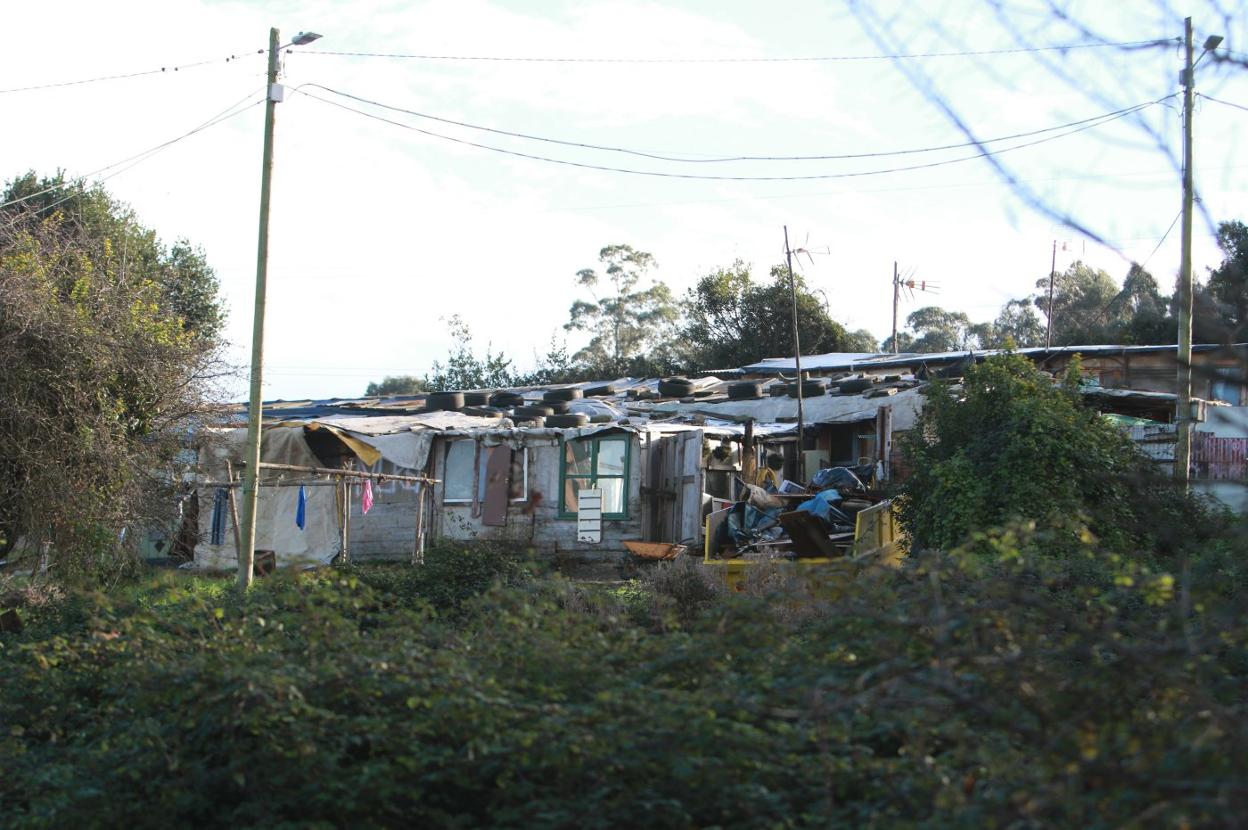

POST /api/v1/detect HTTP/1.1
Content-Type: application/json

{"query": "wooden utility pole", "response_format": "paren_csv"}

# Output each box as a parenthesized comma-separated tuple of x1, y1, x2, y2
(784, 226, 805, 484)
(238, 27, 282, 589)
(891, 261, 899, 354)
(1045, 239, 1057, 349)
(1176, 16, 1196, 484)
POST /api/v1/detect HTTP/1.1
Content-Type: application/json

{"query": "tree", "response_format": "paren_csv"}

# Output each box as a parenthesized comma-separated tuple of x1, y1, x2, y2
(1033, 261, 1123, 345)
(900, 352, 1195, 554)
(1111, 263, 1172, 345)
(842, 328, 880, 353)
(3, 171, 224, 340)
(1206, 219, 1248, 342)
(565, 245, 680, 377)
(0, 175, 225, 579)
(682, 260, 851, 371)
(426, 314, 515, 392)
(365, 376, 427, 396)
(972, 299, 1046, 349)
(514, 334, 595, 386)
(887, 306, 976, 353)
(881, 330, 915, 353)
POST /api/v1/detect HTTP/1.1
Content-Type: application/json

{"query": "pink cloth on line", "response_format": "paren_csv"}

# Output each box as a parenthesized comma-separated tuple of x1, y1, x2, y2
(361, 479, 374, 515)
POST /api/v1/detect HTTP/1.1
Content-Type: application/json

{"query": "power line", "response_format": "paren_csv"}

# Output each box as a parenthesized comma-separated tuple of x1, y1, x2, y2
(304, 83, 1169, 164)
(0, 49, 264, 95)
(1198, 93, 1248, 114)
(0, 89, 264, 215)
(294, 87, 1171, 182)
(295, 38, 1172, 63)
(1140, 210, 1182, 268)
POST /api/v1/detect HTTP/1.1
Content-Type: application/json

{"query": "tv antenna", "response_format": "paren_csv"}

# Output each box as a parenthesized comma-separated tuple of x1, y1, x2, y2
(891, 262, 940, 353)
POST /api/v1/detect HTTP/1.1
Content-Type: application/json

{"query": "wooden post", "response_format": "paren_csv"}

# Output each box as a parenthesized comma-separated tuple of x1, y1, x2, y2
(784, 225, 806, 483)
(224, 461, 244, 558)
(741, 419, 756, 486)
(412, 483, 426, 566)
(338, 480, 350, 563)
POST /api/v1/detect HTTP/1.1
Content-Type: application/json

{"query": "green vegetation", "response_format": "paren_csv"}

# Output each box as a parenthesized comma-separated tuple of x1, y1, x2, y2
(2, 528, 1245, 828)
(681, 259, 854, 372)
(0, 173, 225, 579)
(899, 352, 1209, 556)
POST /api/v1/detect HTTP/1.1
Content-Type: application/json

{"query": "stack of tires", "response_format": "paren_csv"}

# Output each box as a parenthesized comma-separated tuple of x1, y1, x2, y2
(541, 389, 588, 427)
(657, 376, 696, 398)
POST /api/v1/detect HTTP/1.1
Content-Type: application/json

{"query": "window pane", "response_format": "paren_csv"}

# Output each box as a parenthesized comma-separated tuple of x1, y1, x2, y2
(564, 476, 592, 512)
(444, 441, 475, 502)
(596, 438, 627, 476)
(599, 477, 625, 515)
(564, 440, 593, 475)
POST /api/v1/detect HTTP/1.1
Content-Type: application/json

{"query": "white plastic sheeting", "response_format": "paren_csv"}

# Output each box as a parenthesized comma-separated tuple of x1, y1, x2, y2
(194, 427, 342, 570)
(649, 385, 927, 431)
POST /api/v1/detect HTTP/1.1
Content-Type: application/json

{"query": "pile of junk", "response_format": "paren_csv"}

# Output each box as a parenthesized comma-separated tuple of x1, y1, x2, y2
(706, 461, 894, 560)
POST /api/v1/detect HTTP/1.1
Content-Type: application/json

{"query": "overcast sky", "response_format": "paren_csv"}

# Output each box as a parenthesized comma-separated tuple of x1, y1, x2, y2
(4, 0, 1246, 400)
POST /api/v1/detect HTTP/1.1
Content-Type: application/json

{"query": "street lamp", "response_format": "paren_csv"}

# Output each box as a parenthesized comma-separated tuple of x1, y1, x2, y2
(237, 26, 322, 588)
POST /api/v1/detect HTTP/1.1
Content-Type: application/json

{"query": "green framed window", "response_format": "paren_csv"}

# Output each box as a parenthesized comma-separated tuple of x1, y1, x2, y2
(559, 435, 630, 519)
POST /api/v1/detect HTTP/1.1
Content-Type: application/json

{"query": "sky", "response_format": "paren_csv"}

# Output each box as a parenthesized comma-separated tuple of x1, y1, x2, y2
(3, 0, 1246, 401)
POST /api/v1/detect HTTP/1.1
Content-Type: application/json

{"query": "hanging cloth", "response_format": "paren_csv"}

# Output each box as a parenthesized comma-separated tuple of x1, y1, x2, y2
(209, 488, 228, 546)
(361, 478, 374, 515)
(296, 485, 307, 530)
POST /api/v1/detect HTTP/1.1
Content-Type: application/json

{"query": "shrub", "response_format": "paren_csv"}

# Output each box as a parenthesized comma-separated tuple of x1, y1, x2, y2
(0, 528, 1244, 828)
(342, 540, 531, 615)
(899, 351, 1210, 556)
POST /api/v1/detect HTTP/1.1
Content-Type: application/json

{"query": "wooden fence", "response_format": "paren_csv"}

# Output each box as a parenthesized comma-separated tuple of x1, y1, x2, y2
(1193, 433, 1248, 481)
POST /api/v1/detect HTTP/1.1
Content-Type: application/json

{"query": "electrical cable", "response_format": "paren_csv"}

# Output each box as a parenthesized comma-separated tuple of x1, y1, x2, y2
(303, 83, 1171, 164)
(1198, 93, 1248, 114)
(0, 89, 264, 215)
(0, 49, 264, 95)
(295, 38, 1173, 63)
(293, 88, 1173, 182)
(1140, 210, 1182, 268)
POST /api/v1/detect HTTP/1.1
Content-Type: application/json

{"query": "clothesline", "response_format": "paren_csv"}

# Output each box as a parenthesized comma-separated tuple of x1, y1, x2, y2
(237, 461, 439, 485)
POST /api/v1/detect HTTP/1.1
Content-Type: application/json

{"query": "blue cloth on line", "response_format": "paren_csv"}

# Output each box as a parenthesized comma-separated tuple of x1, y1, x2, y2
(209, 488, 228, 546)
(296, 485, 307, 530)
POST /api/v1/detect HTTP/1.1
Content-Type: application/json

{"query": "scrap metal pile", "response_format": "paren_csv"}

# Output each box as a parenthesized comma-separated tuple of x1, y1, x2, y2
(708, 462, 889, 560)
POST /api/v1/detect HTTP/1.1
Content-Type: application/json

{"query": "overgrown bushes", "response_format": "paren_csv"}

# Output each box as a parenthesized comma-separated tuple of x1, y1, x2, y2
(899, 351, 1214, 556)
(2, 528, 1245, 828)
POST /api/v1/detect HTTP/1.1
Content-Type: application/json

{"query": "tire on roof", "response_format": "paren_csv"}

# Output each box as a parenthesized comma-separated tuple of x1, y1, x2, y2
(658, 377, 696, 397)
(543, 387, 583, 403)
(546, 413, 590, 428)
(425, 391, 464, 411)
(728, 381, 764, 400)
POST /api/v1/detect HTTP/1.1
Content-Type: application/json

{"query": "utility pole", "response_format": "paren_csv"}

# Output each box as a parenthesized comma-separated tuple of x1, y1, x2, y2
(891, 261, 899, 354)
(237, 27, 322, 588)
(784, 226, 805, 483)
(237, 27, 281, 589)
(1045, 239, 1057, 349)
(1175, 16, 1197, 485)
